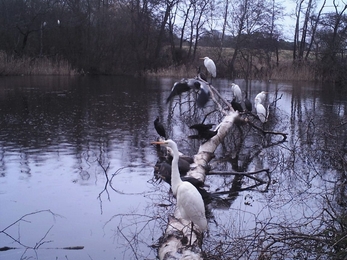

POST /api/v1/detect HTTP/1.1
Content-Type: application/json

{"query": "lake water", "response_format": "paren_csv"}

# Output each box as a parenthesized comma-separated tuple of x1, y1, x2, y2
(0, 75, 345, 259)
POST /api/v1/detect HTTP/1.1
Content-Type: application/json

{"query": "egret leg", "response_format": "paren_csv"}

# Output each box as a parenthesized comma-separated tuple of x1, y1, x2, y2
(189, 221, 194, 246)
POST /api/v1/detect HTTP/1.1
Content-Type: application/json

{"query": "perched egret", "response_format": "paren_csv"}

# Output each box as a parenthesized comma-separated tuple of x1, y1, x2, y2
(151, 140, 208, 232)
(154, 117, 167, 139)
(231, 83, 242, 103)
(254, 98, 267, 123)
(254, 91, 268, 104)
(154, 162, 209, 200)
(244, 92, 252, 112)
(200, 57, 216, 81)
(166, 78, 210, 107)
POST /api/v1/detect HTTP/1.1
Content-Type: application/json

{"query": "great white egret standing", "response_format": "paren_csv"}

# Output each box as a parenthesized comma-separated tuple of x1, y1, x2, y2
(231, 83, 242, 103)
(254, 97, 267, 123)
(151, 139, 208, 233)
(200, 57, 216, 82)
(254, 91, 268, 104)
(229, 83, 243, 112)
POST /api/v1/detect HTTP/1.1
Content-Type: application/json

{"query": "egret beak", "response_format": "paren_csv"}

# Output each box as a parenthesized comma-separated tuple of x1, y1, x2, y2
(151, 141, 166, 145)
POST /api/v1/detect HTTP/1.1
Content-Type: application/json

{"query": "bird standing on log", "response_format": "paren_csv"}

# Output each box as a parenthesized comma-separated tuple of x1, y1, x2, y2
(154, 116, 167, 139)
(151, 139, 208, 232)
(189, 123, 218, 142)
(166, 78, 210, 108)
(201, 57, 216, 83)
(254, 92, 268, 123)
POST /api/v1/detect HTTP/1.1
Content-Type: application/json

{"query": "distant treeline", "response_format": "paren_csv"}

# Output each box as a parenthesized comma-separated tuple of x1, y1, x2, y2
(0, 0, 346, 82)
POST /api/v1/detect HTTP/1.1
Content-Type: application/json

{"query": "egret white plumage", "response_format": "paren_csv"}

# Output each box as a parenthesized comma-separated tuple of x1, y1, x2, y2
(151, 139, 208, 232)
(254, 91, 268, 104)
(200, 57, 216, 81)
(254, 97, 267, 123)
(231, 83, 242, 103)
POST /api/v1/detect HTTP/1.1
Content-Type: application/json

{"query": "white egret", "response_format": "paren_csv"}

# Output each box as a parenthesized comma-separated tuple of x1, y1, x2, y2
(231, 83, 242, 103)
(254, 91, 268, 104)
(254, 98, 267, 123)
(154, 117, 166, 139)
(200, 57, 216, 80)
(151, 139, 208, 232)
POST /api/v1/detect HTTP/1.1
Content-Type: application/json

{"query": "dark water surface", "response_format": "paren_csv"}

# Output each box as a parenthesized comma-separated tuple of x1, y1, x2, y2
(0, 76, 345, 259)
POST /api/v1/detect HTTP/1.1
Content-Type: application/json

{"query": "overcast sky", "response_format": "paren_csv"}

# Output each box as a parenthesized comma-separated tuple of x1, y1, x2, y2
(279, 0, 346, 40)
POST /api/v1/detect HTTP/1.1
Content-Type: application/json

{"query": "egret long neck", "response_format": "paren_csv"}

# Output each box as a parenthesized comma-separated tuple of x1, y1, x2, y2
(170, 146, 182, 196)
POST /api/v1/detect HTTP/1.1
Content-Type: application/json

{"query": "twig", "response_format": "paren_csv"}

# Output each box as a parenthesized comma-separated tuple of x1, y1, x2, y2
(117, 226, 139, 260)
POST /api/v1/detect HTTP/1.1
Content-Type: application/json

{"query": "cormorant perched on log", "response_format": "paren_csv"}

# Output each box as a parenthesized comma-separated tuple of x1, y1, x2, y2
(197, 66, 207, 82)
(166, 78, 210, 108)
(154, 116, 167, 139)
(244, 91, 252, 112)
(153, 144, 209, 202)
(231, 99, 244, 112)
(189, 123, 218, 141)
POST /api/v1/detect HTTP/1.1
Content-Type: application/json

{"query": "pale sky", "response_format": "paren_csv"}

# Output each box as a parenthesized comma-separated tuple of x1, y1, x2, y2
(279, 0, 345, 40)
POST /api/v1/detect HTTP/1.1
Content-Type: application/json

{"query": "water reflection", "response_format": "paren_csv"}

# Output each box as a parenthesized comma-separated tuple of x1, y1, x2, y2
(0, 76, 345, 259)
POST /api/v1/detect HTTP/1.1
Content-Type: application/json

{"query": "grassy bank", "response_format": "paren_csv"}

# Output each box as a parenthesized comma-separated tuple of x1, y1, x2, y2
(0, 48, 318, 81)
(0, 51, 77, 76)
(145, 61, 318, 82)
(146, 47, 319, 81)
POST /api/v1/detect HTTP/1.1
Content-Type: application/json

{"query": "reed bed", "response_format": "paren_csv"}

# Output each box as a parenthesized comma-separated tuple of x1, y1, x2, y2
(0, 51, 77, 76)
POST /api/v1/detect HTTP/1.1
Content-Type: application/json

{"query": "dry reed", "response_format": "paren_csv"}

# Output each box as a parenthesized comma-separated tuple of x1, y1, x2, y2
(0, 51, 77, 76)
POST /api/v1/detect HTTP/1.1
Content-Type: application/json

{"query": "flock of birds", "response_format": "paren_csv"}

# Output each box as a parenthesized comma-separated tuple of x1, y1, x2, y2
(152, 57, 270, 239)
(166, 56, 269, 122)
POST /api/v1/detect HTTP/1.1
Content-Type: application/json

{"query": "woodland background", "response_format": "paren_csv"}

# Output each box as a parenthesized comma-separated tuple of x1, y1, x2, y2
(0, 0, 346, 82)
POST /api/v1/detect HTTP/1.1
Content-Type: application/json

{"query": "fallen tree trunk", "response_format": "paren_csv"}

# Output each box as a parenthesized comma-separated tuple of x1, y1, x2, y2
(158, 111, 238, 260)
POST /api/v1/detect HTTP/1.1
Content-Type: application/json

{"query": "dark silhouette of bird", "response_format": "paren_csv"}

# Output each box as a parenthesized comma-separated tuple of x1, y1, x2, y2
(166, 79, 192, 103)
(231, 99, 244, 112)
(189, 123, 214, 132)
(244, 92, 252, 112)
(166, 78, 210, 107)
(196, 81, 210, 107)
(154, 161, 210, 200)
(189, 123, 218, 141)
(154, 116, 167, 139)
(196, 66, 208, 82)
